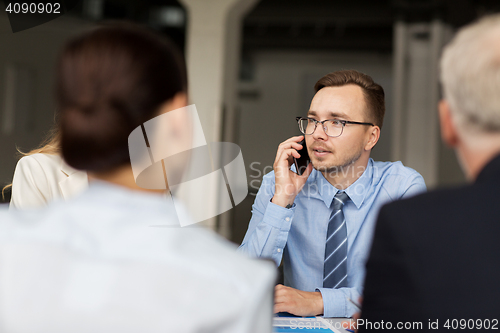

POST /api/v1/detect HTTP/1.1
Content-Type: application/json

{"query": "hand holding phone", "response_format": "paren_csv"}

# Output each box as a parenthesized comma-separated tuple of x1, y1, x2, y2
(272, 136, 312, 208)
(293, 139, 310, 175)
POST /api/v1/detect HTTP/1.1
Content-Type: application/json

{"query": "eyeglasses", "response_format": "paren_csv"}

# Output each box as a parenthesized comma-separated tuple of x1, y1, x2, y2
(296, 117, 374, 138)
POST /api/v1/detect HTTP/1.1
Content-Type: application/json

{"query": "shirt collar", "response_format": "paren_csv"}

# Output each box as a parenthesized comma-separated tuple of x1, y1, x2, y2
(312, 158, 374, 210)
(85, 180, 171, 211)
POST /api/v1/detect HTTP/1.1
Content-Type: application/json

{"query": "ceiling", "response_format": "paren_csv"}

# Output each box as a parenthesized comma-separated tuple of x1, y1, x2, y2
(70, 0, 500, 54)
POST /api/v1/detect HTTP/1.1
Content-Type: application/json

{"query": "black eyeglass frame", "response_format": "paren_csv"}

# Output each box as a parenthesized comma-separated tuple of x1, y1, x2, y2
(296, 116, 375, 138)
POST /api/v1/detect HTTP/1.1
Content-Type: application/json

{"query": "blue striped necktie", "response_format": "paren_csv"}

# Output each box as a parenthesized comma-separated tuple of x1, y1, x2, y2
(323, 191, 349, 289)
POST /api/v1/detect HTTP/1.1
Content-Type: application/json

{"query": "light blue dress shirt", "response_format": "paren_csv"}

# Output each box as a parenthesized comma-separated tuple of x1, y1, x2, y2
(239, 158, 426, 317)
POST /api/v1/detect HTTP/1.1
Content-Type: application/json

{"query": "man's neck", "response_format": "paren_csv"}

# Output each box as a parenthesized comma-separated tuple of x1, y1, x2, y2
(458, 144, 500, 181)
(322, 157, 369, 190)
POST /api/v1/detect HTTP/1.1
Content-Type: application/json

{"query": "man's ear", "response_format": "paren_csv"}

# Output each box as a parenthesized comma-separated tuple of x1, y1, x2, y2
(439, 100, 459, 147)
(364, 125, 380, 151)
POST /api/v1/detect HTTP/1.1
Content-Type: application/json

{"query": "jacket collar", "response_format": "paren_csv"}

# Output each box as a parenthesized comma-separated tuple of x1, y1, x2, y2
(475, 153, 500, 185)
(59, 158, 88, 199)
(60, 158, 80, 177)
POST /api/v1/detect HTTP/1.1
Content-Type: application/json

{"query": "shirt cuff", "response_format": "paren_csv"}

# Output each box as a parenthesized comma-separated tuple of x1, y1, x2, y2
(316, 287, 350, 318)
(262, 201, 295, 230)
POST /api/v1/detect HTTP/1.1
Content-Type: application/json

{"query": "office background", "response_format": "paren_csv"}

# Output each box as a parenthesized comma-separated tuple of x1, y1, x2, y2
(1, 0, 499, 244)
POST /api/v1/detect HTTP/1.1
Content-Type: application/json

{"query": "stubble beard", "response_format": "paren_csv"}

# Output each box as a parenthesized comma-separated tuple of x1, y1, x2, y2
(311, 147, 363, 175)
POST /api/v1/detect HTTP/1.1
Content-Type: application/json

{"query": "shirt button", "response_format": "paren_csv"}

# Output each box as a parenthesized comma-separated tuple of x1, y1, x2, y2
(277, 248, 281, 253)
(285, 217, 290, 222)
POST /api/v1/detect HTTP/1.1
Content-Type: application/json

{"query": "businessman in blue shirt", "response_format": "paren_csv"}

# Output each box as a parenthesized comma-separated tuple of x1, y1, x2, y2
(239, 70, 426, 318)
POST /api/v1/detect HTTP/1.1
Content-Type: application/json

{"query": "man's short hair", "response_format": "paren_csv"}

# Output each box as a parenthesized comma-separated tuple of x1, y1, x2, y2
(314, 70, 385, 128)
(440, 14, 500, 133)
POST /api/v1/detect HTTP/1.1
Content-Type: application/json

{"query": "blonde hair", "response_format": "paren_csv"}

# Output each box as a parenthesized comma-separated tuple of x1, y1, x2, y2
(2, 127, 61, 200)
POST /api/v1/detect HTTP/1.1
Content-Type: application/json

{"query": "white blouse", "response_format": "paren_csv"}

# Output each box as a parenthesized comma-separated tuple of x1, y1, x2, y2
(10, 153, 88, 209)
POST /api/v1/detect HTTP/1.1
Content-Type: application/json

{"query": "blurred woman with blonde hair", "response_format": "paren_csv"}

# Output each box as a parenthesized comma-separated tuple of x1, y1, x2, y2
(5, 126, 88, 209)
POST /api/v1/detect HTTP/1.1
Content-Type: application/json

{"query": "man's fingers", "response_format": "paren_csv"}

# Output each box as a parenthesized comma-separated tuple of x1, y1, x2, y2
(274, 303, 288, 313)
(284, 135, 304, 143)
(274, 296, 294, 314)
(275, 148, 301, 173)
(278, 140, 303, 151)
(274, 285, 289, 297)
(275, 304, 300, 316)
(274, 285, 291, 304)
(287, 162, 313, 188)
(300, 162, 314, 178)
(274, 284, 291, 292)
(274, 136, 305, 164)
(277, 145, 302, 161)
(285, 148, 301, 160)
(274, 286, 323, 317)
(274, 294, 288, 304)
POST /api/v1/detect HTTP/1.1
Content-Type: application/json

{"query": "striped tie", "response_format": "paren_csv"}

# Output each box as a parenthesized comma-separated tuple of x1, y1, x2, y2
(323, 191, 349, 289)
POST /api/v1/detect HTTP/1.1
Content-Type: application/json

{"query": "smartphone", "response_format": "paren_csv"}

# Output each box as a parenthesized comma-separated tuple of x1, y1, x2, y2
(293, 139, 310, 175)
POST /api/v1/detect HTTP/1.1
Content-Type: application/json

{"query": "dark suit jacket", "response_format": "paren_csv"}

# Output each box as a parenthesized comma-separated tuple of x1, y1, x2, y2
(359, 155, 500, 332)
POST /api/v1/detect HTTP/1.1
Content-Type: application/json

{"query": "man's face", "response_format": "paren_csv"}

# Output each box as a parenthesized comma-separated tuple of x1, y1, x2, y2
(305, 85, 373, 173)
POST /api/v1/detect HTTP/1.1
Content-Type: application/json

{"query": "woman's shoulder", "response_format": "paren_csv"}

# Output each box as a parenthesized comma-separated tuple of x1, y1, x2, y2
(18, 153, 63, 169)
(14, 154, 64, 181)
